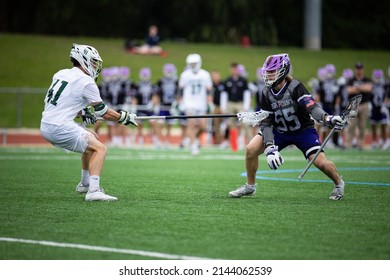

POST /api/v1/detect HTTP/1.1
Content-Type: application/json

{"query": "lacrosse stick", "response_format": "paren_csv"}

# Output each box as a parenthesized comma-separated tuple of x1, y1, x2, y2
(97, 110, 270, 127)
(298, 94, 362, 180)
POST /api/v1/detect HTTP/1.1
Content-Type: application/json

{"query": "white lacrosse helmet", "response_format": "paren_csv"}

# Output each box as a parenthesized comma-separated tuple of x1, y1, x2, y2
(70, 43, 103, 79)
(186, 53, 202, 73)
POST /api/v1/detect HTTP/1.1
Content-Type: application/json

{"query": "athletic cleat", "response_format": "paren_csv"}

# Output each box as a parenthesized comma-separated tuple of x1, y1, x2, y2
(191, 143, 200, 155)
(329, 181, 344, 200)
(85, 189, 118, 202)
(229, 184, 256, 198)
(75, 182, 88, 193)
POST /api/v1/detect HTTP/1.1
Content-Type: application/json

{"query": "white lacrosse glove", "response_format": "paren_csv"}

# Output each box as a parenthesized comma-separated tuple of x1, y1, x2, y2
(82, 107, 97, 125)
(118, 110, 138, 127)
(325, 115, 345, 130)
(264, 145, 284, 170)
(170, 101, 180, 116)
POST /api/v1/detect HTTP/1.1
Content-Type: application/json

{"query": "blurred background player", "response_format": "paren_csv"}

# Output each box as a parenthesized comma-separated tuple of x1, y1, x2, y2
(155, 63, 179, 148)
(383, 66, 390, 150)
(178, 53, 212, 155)
(315, 64, 340, 148)
(133, 67, 159, 146)
(116, 66, 135, 146)
(346, 62, 373, 150)
(223, 62, 250, 150)
(97, 66, 134, 146)
(369, 69, 388, 149)
(336, 68, 354, 148)
(210, 69, 227, 145)
(95, 67, 114, 144)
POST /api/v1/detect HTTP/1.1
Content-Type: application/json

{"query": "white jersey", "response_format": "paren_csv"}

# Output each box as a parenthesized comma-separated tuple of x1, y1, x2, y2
(41, 67, 102, 125)
(179, 69, 212, 112)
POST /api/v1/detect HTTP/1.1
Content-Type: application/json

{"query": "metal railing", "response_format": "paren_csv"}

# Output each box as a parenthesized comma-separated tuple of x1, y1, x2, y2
(0, 87, 47, 128)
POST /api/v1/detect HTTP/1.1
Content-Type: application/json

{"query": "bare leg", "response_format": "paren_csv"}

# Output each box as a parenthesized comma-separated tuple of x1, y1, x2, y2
(245, 134, 264, 185)
(310, 152, 342, 185)
(84, 137, 107, 177)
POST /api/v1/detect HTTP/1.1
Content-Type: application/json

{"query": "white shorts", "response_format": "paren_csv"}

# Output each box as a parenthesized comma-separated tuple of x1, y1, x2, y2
(40, 122, 94, 153)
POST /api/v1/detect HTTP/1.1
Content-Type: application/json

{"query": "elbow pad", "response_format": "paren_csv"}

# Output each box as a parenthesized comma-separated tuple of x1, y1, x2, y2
(93, 102, 108, 117)
(310, 105, 327, 123)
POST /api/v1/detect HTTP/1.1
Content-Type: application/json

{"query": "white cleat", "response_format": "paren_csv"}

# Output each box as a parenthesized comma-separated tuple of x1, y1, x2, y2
(329, 181, 345, 201)
(75, 182, 88, 193)
(191, 144, 200, 155)
(229, 184, 256, 198)
(85, 189, 118, 202)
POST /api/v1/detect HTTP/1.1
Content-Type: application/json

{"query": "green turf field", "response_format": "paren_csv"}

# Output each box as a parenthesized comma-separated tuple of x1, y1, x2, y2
(0, 146, 389, 260)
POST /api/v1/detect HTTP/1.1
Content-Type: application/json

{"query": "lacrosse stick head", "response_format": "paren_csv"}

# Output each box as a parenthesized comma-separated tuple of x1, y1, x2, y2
(342, 94, 362, 120)
(237, 111, 270, 127)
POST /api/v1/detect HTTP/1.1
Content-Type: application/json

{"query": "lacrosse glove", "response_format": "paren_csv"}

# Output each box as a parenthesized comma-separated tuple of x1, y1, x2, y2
(265, 145, 284, 170)
(118, 110, 138, 127)
(325, 115, 345, 130)
(82, 107, 97, 125)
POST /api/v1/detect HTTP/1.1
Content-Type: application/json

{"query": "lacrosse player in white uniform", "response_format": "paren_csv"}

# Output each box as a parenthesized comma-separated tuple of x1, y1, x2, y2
(179, 54, 213, 155)
(40, 44, 137, 201)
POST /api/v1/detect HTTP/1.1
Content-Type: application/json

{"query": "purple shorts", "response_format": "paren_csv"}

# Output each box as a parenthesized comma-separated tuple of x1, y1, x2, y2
(274, 127, 322, 159)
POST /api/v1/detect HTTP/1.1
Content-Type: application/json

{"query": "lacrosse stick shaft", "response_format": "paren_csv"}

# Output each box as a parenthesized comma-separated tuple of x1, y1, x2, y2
(298, 127, 336, 180)
(136, 114, 237, 120)
(95, 111, 269, 126)
(297, 94, 362, 180)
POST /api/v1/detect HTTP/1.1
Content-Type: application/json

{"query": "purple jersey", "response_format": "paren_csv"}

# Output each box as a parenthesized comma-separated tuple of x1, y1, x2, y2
(260, 79, 323, 158)
(260, 79, 317, 133)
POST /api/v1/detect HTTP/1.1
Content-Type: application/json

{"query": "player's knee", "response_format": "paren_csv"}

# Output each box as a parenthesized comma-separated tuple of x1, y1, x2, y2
(94, 142, 107, 156)
(246, 144, 259, 159)
(313, 157, 330, 170)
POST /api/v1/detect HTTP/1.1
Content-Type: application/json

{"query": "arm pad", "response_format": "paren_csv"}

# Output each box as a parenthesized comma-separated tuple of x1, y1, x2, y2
(93, 102, 108, 117)
(261, 126, 274, 146)
(310, 105, 327, 123)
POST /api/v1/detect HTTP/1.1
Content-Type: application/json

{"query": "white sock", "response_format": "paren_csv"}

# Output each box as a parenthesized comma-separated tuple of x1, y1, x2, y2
(81, 169, 90, 186)
(89, 175, 100, 192)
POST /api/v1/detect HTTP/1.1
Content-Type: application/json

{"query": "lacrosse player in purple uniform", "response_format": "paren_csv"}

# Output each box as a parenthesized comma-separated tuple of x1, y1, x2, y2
(229, 54, 346, 200)
(369, 69, 388, 149)
(155, 63, 179, 147)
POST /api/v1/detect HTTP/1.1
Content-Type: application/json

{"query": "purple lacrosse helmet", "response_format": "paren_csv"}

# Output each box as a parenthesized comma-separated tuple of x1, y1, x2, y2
(372, 69, 384, 82)
(101, 68, 111, 80)
(342, 68, 353, 80)
(119, 66, 130, 79)
(317, 67, 327, 81)
(325, 64, 336, 78)
(261, 53, 291, 88)
(237, 64, 247, 78)
(139, 67, 151, 81)
(163, 63, 177, 78)
(110, 66, 120, 79)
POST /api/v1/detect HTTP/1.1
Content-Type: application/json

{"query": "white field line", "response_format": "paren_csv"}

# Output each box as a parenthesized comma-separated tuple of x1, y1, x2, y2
(0, 237, 214, 260)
